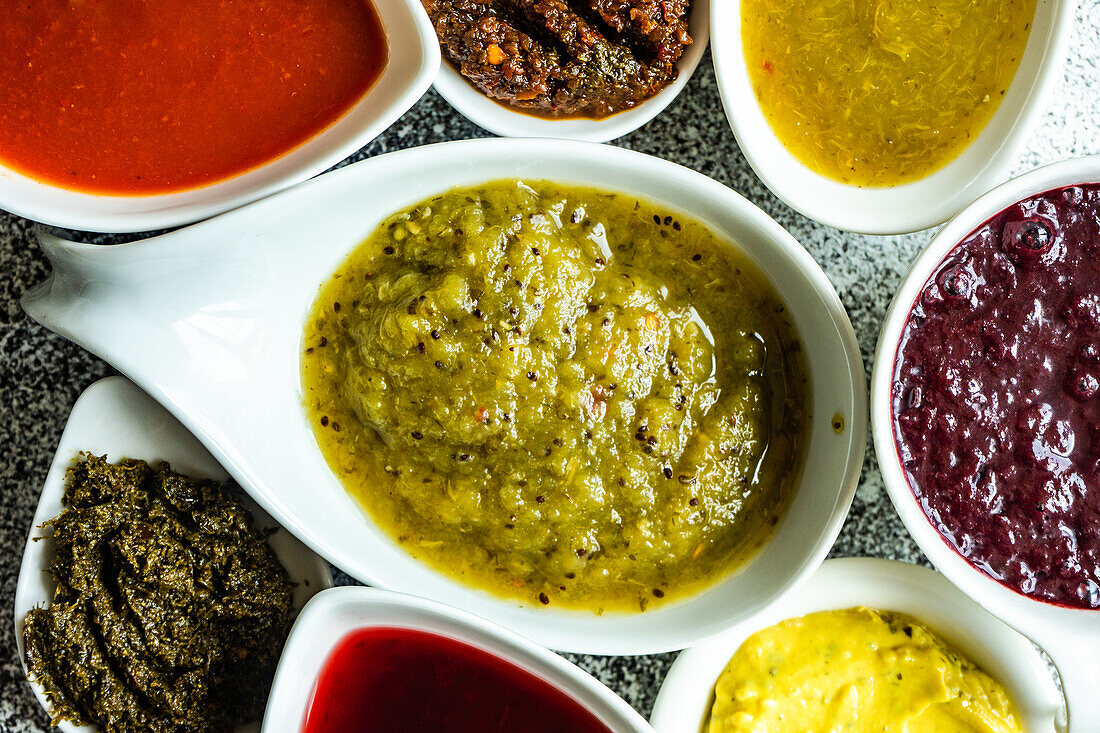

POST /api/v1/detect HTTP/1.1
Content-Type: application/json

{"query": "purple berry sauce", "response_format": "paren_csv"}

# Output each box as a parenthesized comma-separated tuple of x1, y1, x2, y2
(893, 183, 1100, 609)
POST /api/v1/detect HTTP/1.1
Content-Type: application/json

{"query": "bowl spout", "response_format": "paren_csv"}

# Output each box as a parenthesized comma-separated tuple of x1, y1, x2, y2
(22, 231, 136, 341)
(14, 138, 867, 654)
(22, 227, 283, 416)
(18, 215, 367, 595)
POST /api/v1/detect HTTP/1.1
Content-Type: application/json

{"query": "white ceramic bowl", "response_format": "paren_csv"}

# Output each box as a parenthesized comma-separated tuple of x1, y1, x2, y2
(710, 0, 1076, 234)
(871, 156, 1100, 731)
(13, 376, 332, 733)
(650, 558, 1063, 733)
(263, 586, 653, 732)
(431, 0, 709, 142)
(21, 137, 866, 655)
(0, 0, 439, 233)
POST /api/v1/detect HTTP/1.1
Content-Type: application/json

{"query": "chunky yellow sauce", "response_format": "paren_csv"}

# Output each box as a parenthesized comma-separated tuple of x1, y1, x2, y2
(742, 0, 1036, 186)
(708, 608, 1023, 733)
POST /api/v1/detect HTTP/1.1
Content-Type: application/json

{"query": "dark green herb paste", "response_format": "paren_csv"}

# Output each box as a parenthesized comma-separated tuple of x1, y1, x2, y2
(23, 453, 294, 732)
(303, 181, 809, 611)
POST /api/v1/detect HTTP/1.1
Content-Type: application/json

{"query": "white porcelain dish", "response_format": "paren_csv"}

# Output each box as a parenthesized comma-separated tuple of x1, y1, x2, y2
(263, 586, 653, 732)
(871, 156, 1100, 731)
(431, 0, 709, 142)
(650, 558, 1063, 733)
(12, 376, 332, 733)
(0, 0, 439, 233)
(21, 137, 866, 655)
(710, 0, 1076, 234)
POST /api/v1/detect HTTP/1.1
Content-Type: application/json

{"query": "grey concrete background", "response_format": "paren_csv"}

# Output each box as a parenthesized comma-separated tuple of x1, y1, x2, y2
(1, 4, 1097, 728)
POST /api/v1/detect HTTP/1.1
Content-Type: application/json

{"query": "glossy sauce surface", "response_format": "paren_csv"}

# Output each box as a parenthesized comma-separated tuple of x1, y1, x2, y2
(0, 0, 386, 194)
(893, 184, 1100, 608)
(742, 0, 1035, 186)
(425, 0, 691, 118)
(302, 627, 612, 732)
(708, 608, 1022, 733)
(302, 181, 809, 611)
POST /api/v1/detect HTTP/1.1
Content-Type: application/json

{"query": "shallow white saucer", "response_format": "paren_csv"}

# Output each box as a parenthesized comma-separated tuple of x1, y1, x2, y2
(710, 0, 1076, 234)
(871, 156, 1100, 730)
(12, 376, 332, 733)
(263, 586, 653, 732)
(432, 0, 709, 142)
(0, 0, 440, 233)
(22, 137, 866, 655)
(650, 558, 1062, 733)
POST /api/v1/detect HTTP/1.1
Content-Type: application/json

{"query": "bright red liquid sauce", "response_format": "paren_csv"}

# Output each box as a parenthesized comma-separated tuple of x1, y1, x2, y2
(0, 0, 386, 195)
(302, 627, 613, 733)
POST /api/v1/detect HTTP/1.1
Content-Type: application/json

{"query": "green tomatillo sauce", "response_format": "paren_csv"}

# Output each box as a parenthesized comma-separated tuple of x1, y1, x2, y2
(302, 181, 809, 611)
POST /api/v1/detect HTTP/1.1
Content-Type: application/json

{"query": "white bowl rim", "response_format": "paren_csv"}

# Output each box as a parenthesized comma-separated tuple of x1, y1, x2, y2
(0, 0, 440, 233)
(710, 0, 1078, 235)
(12, 376, 333, 733)
(262, 585, 653, 732)
(21, 136, 867, 656)
(870, 155, 1100, 727)
(649, 557, 1062, 733)
(430, 0, 709, 142)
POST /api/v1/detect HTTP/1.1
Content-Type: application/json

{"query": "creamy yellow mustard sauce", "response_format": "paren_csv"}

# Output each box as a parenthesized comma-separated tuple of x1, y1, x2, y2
(708, 608, 1023, 733)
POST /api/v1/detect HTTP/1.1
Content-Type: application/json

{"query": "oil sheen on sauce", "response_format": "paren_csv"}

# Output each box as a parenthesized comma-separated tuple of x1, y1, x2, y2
(301, 181, 809, 612)
(301, 627, 612, 733)
(741, 0, 1035, 186)
(893, 184, 1100, 609)
(0, 0, 387, 194)
(708, 608, 1022, 733)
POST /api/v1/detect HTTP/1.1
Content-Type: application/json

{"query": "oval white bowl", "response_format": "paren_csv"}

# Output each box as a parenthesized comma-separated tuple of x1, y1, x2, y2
(710, 0, 1076, 234)
(263, 586, 654, 732)
(21, 137, 866, 655)
(0, 0, 440, 233)
(13, 376, 333, 733)
(650, 558, 1063, 733)
(431, 0, 709, 142)
(871, 156, 1100, 730)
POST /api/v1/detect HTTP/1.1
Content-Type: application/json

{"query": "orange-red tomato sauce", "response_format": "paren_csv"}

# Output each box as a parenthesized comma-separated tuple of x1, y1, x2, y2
(0, 0, 387, 195)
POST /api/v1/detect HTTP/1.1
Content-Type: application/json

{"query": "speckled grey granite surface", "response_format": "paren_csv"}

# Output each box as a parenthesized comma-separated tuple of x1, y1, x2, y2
(2, 5, 1098, 729)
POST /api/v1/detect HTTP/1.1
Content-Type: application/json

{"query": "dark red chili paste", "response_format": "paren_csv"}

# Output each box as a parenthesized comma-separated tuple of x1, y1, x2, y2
(893, 183, 1100, 609)
(423, 0, 692, 118)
